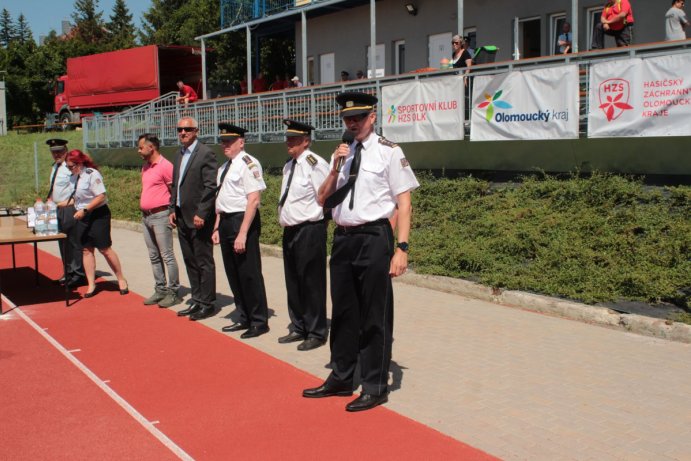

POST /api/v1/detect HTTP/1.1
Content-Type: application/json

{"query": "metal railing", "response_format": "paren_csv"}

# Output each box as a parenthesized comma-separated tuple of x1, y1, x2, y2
(82, 41, 691, 150)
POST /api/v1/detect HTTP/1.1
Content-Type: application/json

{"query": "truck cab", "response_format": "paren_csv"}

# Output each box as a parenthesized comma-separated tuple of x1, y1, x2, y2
(54, 75, 73, 125)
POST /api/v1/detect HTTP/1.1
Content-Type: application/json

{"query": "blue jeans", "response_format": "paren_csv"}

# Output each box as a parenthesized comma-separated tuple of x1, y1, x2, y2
(142, 210, 180, 294)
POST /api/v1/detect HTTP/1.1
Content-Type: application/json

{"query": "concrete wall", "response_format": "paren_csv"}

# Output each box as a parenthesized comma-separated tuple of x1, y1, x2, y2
(295, 0, 673, 79)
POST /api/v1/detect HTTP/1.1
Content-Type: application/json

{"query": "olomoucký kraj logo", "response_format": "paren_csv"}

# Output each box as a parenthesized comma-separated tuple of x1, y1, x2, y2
(598, 78, 633, 121)
(477, 89, 513, 121)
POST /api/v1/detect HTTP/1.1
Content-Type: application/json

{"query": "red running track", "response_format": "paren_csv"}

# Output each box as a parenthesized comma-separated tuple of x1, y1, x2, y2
(1, 244, 499, 460)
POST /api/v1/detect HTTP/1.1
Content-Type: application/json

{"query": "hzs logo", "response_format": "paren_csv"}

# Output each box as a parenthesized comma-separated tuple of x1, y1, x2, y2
(598, 78, 633, 122)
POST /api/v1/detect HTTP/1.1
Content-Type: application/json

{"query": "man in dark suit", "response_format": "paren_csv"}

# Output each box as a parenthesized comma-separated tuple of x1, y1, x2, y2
(169, 116, 218, 320)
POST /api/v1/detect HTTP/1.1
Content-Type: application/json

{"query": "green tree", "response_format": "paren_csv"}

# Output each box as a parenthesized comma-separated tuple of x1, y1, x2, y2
(141, 0, 217, 45)
(16, 14, 33, 44)
(71, 0, 106, 45)
(107, 0, 136, 50)
(0, 9, 16, 47)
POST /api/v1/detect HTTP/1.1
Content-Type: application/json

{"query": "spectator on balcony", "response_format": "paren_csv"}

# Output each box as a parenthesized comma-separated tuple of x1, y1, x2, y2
(591, 0, 635, 49)
(557, 22, 573, 54)
(176, 80, 198, 106)
(252, 72, 268, 93)
(451, 35, 472, 70)
(666, 0, 689, 41)
(340, 70, 350, 81)
(356, 70, 365, 79)
(290, 76, 303, 88)
(270, 74, 288, 91)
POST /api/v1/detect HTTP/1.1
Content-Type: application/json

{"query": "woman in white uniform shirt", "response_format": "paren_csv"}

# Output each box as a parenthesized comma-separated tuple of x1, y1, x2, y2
(64, 150, 128, 298)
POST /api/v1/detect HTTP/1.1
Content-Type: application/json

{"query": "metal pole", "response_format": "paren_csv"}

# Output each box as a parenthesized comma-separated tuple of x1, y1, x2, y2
(246, 26, 253, 94)
(457, 0, 464, 37)
(571, 0, 579, 53)
(33, 142, 39, 194)
(301, 11, 307, 84)
(201, 38, 208, 99)
(370, 0, 376, 78)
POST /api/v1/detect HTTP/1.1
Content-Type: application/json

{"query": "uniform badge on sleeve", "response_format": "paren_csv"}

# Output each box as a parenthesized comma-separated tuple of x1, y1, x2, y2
(400, 158, 410, 168)
(252, 169, 261, 179)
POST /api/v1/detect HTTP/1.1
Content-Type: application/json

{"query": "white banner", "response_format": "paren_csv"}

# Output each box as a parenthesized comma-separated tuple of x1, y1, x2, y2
(382, 76, 464, 142)
(470, 65, 579, 141)
(588, 55, 691, 137)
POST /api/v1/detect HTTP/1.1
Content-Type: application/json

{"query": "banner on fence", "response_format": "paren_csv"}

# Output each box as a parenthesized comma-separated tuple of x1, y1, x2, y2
(588, 55, 691, 137)
(381, 76, 464, 142)
(470, 65, 579, 141)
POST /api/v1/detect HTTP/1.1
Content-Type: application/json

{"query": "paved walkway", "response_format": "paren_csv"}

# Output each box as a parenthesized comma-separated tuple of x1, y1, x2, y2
(39, 224, 691, 461)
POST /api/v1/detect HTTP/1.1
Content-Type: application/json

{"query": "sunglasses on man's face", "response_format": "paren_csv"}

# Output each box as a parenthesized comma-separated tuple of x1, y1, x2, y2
(177, 127, 197, 133)
(343, 114, 368, 123)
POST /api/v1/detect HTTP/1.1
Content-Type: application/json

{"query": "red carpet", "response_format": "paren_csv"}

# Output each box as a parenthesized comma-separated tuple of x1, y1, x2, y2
(1, 244, 498, 460)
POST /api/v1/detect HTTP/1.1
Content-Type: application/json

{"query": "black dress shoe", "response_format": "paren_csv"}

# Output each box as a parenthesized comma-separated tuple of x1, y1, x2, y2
(189, 306, 216, 321)
(345, 392, 389, 412)
(240, 325, 270, 339)
(221, 322, 249, 333)
(297, 337, 326, 351)
(278, 331, 304, 344)
(177, 304, 201, 317)
(53, 276, 67, 285)
(302, 382, 353, 398)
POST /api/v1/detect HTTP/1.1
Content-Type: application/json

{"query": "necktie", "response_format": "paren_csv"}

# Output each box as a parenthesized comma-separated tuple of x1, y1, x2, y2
(46, 163, 58, 201)
(278, 159, 296, 207)
(323, 142, 362, 210)
(215, 159, 232, 197)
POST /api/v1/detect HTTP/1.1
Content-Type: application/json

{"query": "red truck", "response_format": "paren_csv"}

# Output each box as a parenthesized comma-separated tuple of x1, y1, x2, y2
(53, 45, 203, 126)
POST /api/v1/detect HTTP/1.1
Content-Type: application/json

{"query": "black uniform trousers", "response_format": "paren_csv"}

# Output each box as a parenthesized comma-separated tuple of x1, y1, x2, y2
(326, 220, 394, 396)
(219, 211, 269, 328)
(176, 207, 216, 308)
(57, 206, 84, 280)
(282, 220, 327, 341)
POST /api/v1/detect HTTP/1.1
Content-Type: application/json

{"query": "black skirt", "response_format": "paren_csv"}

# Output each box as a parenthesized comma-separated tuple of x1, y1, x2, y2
(76, 204, 112, 249)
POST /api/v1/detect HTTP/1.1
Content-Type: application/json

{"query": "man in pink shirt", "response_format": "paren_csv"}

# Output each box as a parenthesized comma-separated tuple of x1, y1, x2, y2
(138, 133, 181, 308)
(592, 0, 635, 49)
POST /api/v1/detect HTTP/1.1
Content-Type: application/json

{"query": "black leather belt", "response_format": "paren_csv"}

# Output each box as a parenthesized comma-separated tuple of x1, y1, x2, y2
(285, 219, 326, 231)
(141, 205, 169, 216)
(219, 211, 243, 218)
(335, 218, 390, 234)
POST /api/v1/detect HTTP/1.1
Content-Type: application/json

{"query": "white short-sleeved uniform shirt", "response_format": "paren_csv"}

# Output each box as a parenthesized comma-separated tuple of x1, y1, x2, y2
(50, 162, 74, 203)
(215, 152, 267, 213)
(72, 168, 107, 211)
(278, 149, 330, 227)
(331, 131, 419, 226)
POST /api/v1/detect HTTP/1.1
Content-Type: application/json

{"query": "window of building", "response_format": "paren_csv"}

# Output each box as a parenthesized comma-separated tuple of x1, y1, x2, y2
(367, 43, 386, 78)
(514, 16, 541, 59)
(319, 53, 335, 84)
(587, 7, 604, 50)
(550, 13, 567, 55)
(394, 40, 405, 75)
(307, 56, 314, 85)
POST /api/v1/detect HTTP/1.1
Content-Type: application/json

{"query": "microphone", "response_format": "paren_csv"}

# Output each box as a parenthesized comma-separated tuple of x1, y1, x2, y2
(336, 131, 355, 172)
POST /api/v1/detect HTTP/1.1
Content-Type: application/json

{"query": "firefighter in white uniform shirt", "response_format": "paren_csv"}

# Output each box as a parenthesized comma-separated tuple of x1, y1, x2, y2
(302, 92, 420, 412)
(213, 123, 270, 339)
(277, 119, 330, 351)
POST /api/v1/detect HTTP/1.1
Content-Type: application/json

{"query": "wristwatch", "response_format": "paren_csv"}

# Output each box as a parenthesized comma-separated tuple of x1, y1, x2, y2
(396, 242, 409, 252)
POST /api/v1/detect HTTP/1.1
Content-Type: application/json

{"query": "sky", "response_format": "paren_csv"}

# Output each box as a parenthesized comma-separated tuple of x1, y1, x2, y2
(2, 0, 151, 42)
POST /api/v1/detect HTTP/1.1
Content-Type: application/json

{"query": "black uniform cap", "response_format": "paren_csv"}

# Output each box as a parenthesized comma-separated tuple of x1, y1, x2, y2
(335, 92, 378, 117)
(46, 138, 69, 152)
(283, 119, 314, 137)
(218, 123, 247, 139)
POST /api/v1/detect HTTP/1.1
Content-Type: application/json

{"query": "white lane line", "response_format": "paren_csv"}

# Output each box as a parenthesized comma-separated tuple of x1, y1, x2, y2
(68, 349, 81, 353)
(2, 295, 194, 461)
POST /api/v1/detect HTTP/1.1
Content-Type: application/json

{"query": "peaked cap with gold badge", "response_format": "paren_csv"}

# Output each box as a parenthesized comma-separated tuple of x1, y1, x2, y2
(283, 119, 314, 138)
(335, 92, 378, 117)
(218, 123, 248, 139)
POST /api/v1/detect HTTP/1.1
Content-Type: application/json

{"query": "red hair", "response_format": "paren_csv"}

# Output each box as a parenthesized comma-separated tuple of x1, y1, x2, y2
(66, 149, 98, 170)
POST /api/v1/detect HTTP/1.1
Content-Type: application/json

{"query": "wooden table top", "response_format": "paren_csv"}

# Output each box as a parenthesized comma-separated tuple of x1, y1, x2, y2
(0, 217, 66, 244)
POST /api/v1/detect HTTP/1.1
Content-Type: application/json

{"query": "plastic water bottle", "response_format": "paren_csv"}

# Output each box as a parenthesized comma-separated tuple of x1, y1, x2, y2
(34, 198, 46, 235)
(46, 200, 59, 235)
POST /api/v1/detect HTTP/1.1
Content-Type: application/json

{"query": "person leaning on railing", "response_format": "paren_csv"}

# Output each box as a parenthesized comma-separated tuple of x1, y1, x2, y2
(591, 0, 635, 49)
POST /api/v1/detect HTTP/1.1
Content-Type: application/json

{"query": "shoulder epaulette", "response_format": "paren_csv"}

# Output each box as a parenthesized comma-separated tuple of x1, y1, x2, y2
(379, 137, 398, 148)
(306, 154, 317, 166)
(242, 155, 252, 165)
(85, 168, 93, 174)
